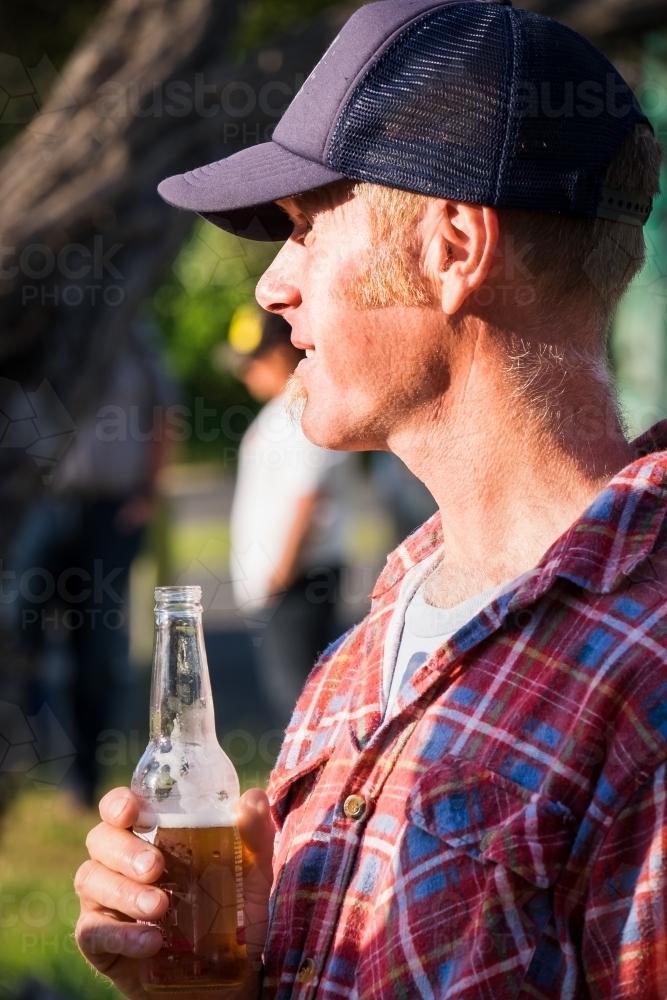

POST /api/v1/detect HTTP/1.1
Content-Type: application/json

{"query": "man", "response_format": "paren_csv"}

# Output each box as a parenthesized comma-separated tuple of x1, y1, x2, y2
(228, 308, 349, 725)
(13, 320, 176, 806)
(74, 1, 667, 998)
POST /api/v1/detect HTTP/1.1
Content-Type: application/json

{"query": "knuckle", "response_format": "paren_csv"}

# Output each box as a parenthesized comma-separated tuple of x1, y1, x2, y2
(104, 922, 123, 953)
(76, 912, 125, 958)
(118, 881, 135, 907)
(114, 873, 144, 913)
(74, 860, 97, 897)
(110, 920, 137, 955)
(85, 822, 104, 854)
(75, 913, 99, 953)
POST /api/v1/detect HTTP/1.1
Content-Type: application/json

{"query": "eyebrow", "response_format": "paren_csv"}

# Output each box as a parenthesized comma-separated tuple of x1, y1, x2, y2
(276, 181, 353, 222)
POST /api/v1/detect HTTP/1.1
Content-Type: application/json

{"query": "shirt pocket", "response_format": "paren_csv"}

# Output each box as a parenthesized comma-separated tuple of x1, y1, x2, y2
(378, 755, 578, 997)
(406, 754, 576, 890)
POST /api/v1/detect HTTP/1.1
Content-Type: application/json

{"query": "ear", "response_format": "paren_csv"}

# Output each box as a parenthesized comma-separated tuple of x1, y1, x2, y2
(422, 201, 499, 316)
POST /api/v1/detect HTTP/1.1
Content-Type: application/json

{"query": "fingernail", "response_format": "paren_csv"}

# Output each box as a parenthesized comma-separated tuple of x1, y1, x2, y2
(138, 889, 162, 915)
(110, 796, 129, 820)
(134, 851, 156, 876)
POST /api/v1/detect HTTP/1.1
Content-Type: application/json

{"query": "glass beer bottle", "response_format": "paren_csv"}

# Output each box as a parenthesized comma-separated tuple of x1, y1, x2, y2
(132, 585, 246, 993)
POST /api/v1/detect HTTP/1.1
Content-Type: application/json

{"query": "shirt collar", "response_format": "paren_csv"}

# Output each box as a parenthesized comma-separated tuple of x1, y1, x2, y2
(371, 419, 667, 604)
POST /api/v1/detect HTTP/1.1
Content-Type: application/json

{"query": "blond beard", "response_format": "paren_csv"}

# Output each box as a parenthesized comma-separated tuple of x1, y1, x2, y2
(284, 371, 308, 424)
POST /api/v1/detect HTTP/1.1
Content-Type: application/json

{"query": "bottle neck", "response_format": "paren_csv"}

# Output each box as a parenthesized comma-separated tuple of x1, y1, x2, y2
(150, 595, 216, 746)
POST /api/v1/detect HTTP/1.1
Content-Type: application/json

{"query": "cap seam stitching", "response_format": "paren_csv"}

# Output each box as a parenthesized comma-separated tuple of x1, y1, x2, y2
(270, 135, 339, 169)
(494, 6, 520, 205)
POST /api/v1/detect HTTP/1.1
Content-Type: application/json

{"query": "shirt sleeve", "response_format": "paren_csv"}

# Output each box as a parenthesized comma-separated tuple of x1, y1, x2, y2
(582, 762, 667, 999)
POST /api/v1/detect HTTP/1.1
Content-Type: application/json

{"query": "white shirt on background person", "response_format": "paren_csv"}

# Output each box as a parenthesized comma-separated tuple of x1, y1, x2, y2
(230, 392, 349, 610)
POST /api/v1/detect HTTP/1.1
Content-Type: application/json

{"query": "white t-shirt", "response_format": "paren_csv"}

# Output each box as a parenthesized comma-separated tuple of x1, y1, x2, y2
(384, 577, 513, 718)
(230, 393, 348, 609)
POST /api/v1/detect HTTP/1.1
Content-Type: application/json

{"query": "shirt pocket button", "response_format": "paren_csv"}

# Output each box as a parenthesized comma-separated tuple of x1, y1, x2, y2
(296, 957, 316, 983)
(343, 794, 366, 819)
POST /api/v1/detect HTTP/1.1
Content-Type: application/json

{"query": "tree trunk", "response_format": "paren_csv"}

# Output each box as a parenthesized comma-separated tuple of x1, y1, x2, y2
(0, 0, 347, 716)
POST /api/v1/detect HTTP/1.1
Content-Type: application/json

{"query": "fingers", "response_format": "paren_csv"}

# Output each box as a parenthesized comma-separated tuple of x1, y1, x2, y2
(76, 790, 166, 1000)
(99, 787, 142, 829)
(237, 788, 274, 854)
(76, 909, 163, 967)
(75, 859, 169, 922)
(237, 788, 275, 885)
(86, 823, 164, 883)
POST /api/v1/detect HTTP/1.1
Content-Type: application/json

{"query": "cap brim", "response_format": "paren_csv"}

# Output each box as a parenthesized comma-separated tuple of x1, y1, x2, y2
(158, 141, 344, 241)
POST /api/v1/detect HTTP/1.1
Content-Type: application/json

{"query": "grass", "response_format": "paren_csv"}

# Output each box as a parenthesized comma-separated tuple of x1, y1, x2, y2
(0, 788, 123, 1000)
(0, 764, 272, 998)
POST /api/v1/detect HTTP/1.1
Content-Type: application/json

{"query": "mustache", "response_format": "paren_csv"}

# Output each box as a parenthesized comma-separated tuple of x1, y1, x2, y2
(284, 371, 308, 424)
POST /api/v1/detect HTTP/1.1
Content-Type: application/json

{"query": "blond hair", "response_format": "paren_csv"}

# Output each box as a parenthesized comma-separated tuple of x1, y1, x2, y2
(347, 124, 661, 323)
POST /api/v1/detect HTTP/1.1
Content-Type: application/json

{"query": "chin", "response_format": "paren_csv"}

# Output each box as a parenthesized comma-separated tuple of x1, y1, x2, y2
(301, 406, 374, 452)
(287, 372, 379, 451)
(300, 408, 341, 449)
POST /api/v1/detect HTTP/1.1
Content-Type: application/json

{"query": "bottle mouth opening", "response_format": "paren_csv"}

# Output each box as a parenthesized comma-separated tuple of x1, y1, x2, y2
(155, 585, 203, 609)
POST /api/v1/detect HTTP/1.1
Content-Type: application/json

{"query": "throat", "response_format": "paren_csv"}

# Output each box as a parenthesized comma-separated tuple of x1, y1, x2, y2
(422, 560, 523, 609)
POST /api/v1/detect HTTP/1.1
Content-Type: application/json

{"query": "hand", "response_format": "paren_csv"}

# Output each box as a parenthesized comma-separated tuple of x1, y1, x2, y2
(75, 787, 275, 1000)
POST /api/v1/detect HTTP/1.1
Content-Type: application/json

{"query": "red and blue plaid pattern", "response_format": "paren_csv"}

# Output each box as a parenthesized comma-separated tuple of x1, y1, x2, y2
(264, 423, 667, 1000)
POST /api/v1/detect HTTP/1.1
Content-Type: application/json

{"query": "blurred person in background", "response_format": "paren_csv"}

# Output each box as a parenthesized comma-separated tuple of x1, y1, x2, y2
(12, 321, 179, 807)
(225, 307, 350, 727)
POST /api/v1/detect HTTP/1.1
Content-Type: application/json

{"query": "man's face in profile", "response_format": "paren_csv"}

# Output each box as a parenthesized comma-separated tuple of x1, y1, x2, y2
(256, 188, 449, 455)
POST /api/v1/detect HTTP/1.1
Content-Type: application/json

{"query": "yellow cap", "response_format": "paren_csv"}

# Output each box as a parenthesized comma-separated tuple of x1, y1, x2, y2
(228, 303, 263, 355)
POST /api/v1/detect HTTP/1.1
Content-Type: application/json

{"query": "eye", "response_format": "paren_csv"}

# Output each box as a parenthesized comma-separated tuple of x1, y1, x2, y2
(291, 215, 313, 245)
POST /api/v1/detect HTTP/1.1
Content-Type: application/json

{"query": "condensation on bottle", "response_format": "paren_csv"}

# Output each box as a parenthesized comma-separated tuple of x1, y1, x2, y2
(131, 585, 246, 993)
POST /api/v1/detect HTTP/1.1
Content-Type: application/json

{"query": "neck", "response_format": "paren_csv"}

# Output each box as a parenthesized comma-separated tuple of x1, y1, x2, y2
(388, 328, 635, 608)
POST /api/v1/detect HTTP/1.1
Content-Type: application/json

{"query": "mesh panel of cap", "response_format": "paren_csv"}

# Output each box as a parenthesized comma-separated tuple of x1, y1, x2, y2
(326, 2, 647, 219)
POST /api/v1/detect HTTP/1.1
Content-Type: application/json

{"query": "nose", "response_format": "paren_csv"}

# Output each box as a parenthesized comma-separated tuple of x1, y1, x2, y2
(255, 241, 302, 316)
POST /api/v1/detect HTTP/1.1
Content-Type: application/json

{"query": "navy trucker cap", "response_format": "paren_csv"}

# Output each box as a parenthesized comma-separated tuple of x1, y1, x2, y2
(158, 0, 653, 241)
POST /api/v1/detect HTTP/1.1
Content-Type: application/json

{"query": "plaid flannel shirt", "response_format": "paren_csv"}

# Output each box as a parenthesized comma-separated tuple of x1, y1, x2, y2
(264, 421, 667, 1000)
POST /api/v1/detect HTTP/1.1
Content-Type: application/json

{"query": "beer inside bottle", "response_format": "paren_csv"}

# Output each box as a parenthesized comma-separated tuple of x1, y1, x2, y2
(132, 586, 246, 993)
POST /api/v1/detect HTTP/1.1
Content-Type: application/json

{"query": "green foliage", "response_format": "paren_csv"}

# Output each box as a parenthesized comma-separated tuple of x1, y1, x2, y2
(235, 0, 342, 50)
(148, 219, 282, 462)
(0, 791, 123, 1000)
